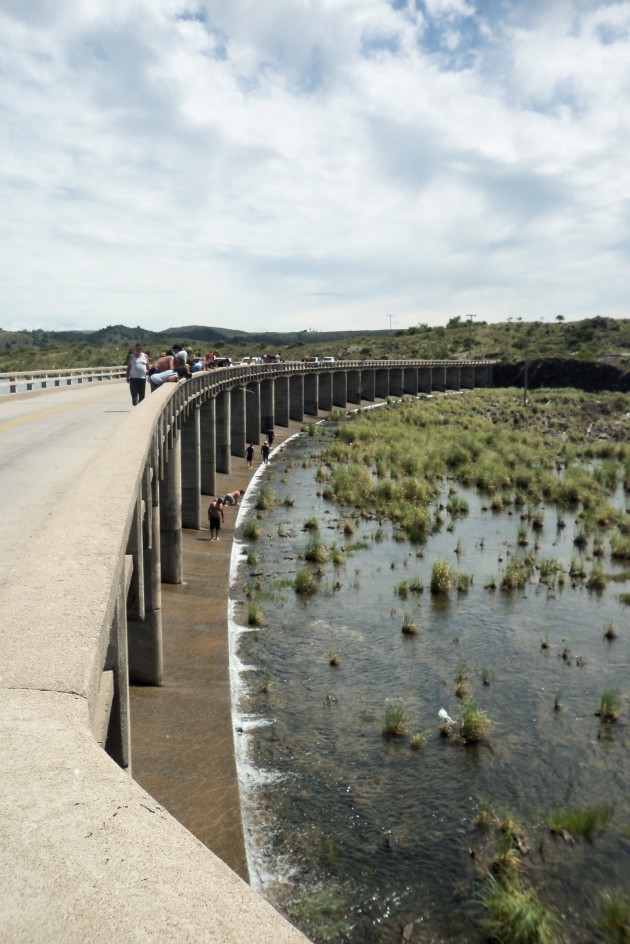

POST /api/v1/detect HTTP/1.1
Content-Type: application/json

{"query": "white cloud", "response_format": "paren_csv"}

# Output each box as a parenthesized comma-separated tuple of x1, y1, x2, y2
(0, 0, 629, 332)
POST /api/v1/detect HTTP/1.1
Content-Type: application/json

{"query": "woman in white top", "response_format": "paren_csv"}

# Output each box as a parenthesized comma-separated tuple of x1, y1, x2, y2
(126, 343, 150, 406)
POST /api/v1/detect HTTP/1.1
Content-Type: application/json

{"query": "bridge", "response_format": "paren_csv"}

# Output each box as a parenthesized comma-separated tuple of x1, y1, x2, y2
(0, 359, 493, 942)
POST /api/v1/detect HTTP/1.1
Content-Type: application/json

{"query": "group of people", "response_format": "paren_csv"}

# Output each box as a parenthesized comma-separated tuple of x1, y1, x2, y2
(207, 490, 244, 540)
(125, 343, 233, 406)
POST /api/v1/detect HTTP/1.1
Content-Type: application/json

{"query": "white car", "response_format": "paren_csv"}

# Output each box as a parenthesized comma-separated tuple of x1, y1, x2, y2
(322, 356, 336, 364)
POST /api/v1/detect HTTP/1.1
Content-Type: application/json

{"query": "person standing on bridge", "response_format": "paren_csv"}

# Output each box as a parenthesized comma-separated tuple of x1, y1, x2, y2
(208, 498, 224, 540)
(126, 343, 150, 406)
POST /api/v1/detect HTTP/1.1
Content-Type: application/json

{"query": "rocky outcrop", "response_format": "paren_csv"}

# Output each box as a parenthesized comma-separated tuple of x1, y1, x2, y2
(493, 357, 630, 393)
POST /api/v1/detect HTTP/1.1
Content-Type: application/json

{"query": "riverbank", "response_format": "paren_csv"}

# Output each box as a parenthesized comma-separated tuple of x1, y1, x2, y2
(129, 419, 307, 880)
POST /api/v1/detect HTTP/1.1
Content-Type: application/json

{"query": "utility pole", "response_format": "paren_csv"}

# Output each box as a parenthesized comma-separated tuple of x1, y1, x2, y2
(387, 314, 393, 333)
(466, 313, 476, 356)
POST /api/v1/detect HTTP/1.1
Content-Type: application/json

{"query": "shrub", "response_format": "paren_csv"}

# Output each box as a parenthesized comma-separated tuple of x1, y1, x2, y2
(460, 700, 491, 742)
(482, 876, 560, 944)
(305, 534, 328, 563)
(597, 688, 621, 723)
(247, 601, 264, 626)
(294, 568, 318, 596)
(547, 806, 612, 842)
(243, 520, 261, 541)
(255, 485, 275, 510)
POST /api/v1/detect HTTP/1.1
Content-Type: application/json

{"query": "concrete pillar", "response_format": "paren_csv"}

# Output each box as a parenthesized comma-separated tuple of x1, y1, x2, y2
(128, 456, 164, 686)
(289, 374, 304, 422)
(361, 369, 375, 402)
(446, 365, 460, 390)
(304, 372, 319, 416)
(418, 367, 432, 393)
(126, 494, 145, 622)
(404, 367, 418, 395)
(181, 405, 201, 530)
(200, 396, 216, 497)
(260, 378, 274, 432)
(347, 370, 361, 404)
(246, 382, 261, 445)
(160, 434, 183, 584)
(389, 368, 404, 397)
(105, 579, 131, 771)
(318, 372, 332, 411)
(216, 389, 231, 474)
(274, 375, 290, 427)
(432, 366, 446, 392)
(461, 365, 475, 389)
(333, 371, 347, 408)
(375, 369, 389, 398)
(230, 385, 246, 458)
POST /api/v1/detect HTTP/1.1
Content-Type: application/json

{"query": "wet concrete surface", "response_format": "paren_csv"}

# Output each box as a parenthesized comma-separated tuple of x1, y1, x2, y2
(129, 422, 305, 881)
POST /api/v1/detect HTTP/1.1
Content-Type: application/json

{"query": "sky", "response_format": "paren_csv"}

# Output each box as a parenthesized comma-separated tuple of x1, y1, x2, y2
(1, 0, 630, 334)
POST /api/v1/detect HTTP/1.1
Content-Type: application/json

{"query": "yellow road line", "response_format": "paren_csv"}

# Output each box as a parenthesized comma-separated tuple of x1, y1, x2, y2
(0, 389, 126, 433)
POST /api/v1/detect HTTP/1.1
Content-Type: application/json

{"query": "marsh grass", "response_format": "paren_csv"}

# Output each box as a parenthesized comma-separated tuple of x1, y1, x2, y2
(304, 516, 319, 530)
(410, 730, 428, 750)
(600, 894, 630, 944)
(247, 601, 264, 626)
(328, 651, 341, 667)
(395, 580, 409, 599)
(604, 621, 619, 641)
(546, 806, 612, 841)
(383, 705, 407, 738)
(243, 520, 261, 541)
(460, 699, 492, 742)
(586, 563, 608, 590)
(597, 687, 621, 722)
(501, 557, 534, 590)
(246, 550, 259, 566)
(482, 876, 560, 944)
(305, 534, 328, 563)
(401, 614, 418, 635)
(430, 559, 453, 594)
(256, 485, 275, 510)
(294, 568, 318, 596)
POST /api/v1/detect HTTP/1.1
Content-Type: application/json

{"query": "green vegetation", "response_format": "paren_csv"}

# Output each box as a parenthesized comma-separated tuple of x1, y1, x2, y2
(482, 876, 559, 944)
(255, 485, 275, 511)
(401, 614, 418, 635)
(600, 894, 630, 944)
(304, 533, 328, 563)
(460, 700, 492, 742)
(382, 705, 408, 738)
(597, 688, 622, 723)
(410, 730, 428, 750)
(243, 520, 261, 541)
(431, 559, 453, 594)
(247, 601, 264, 626)
(546, 806, 612, 841)
(294, 568, 318, 596)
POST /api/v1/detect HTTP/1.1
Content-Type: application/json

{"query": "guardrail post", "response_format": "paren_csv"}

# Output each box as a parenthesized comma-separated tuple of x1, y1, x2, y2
(200, 395, 217, 496)
(182, 404, 201, 529)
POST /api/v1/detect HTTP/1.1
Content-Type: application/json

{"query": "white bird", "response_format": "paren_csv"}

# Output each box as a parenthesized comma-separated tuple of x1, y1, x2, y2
(438, 708, 454, 725)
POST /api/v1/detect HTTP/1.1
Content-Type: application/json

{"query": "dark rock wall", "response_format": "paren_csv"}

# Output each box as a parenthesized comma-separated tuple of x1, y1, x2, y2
(493, 358, 630, 393)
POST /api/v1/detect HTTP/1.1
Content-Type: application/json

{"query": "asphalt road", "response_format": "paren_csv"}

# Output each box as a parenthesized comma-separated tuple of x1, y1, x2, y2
(0, 382, 135, 588)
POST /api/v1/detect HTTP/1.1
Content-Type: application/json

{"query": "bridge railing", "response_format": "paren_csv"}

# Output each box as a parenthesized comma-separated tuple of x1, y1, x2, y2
(0, 358, 496, 396)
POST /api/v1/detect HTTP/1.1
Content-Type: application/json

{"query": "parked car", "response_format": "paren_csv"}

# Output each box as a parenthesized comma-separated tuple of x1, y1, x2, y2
(240, 356, 254, 365)
(322, 356, 336, 364)
(302, 355, 319, 363)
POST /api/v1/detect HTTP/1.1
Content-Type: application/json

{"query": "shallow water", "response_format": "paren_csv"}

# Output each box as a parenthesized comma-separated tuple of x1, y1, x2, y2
(231, 425, 630, 943)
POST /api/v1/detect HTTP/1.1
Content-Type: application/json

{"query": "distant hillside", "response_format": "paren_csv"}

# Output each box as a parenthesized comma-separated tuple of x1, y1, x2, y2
(0, 316, 629, 371)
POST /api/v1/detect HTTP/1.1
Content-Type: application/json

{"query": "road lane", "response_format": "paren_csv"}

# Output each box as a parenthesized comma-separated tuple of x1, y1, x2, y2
(0, 383, 136, 587)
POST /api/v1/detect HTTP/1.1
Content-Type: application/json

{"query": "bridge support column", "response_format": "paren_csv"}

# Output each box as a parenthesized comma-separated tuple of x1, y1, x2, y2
(461, 365, 475, 389)
(318, 372, 332, 411)
(446, 365, 460, 390)
(432, 367, 446, 392)
(289, 374, 304, 422)
(230, 385, 246, 458)
(216, 390, 231, 474)
(361, 369, 375, 402)
(389, 368, 404, 397)
(418, 367, 432, 393)
(126, 495, 145, 622)
(160, 433, 183, 584)
(128, 446, 164, 686)
(404, 367, 418, 395)
(333, 371, 347, 408)
(375, 369, 389, 398)
(181, 405, 201, 529)
(246, 382, 261, 445)
(106, 578, 131, 771)
(347, 370, 361, 404)
(200, 396, 216, 497)
(304, 373, 319, 416)
(260, 379, 274, 432)
(274, 376, 290, 427)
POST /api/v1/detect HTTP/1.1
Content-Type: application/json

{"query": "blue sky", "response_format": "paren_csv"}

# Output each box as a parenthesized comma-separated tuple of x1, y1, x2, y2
(1, 0, 629, 333)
